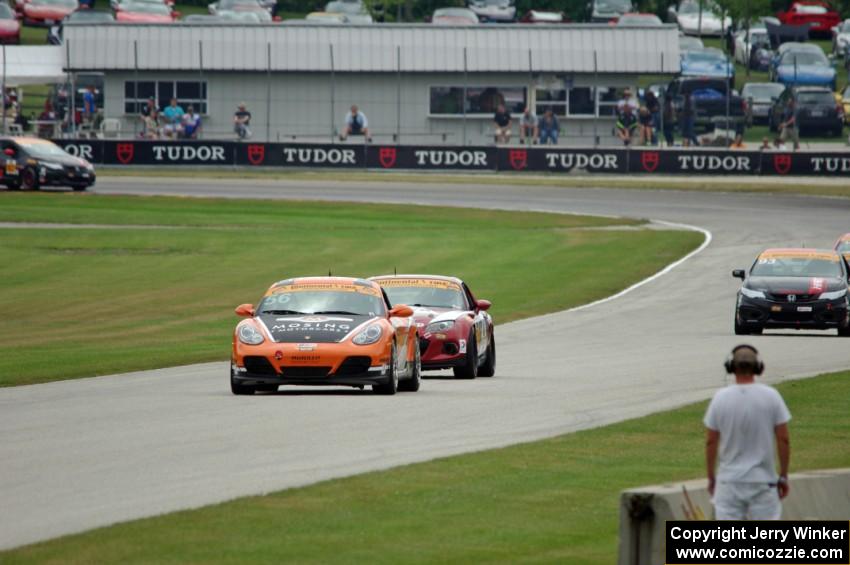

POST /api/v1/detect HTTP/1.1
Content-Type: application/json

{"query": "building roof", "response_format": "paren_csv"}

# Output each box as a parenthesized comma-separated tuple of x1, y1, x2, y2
(1, 46, 66, 86)
(63, 23, 680, 74)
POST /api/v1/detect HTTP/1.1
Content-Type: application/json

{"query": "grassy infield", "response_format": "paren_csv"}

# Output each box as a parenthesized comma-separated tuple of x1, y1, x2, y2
(1, 192, 848, 562)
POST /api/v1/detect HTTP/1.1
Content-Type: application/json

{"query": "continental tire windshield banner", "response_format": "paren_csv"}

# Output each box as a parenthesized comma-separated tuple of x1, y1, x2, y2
(51, 140, 850, 176)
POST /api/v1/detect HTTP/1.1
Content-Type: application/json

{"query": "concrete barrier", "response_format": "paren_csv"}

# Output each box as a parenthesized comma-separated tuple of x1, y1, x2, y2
(618, 467, 850, 565)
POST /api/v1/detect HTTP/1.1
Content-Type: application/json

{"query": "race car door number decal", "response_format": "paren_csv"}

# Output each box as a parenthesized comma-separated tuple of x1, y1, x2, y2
(5, 160, 17, 175)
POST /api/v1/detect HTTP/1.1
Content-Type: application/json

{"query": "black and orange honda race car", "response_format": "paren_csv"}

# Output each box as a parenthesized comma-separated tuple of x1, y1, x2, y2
(733, 248, 850, 335)
(231, 277, 421, 395)
(370, 275, 495, 378)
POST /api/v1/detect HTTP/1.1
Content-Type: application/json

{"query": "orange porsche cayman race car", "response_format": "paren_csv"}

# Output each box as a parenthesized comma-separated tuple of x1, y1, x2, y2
(231, 277, 421, 395)
(370, 275, 494, 378)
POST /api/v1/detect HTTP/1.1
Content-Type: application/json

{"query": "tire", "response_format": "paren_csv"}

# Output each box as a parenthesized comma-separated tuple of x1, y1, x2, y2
(21, 167, 39, 190)
(373, 344, 398, 395)
(453, 330, 478, 379)
(72, 184, 87, 192)
(398, 340, 421, 392)
(5, 179, 21, 190)
(838, 325, 850, 337)
(478, 335, 496, 377)
(734, 319, 750, 335)
(230, 366, 255, 395)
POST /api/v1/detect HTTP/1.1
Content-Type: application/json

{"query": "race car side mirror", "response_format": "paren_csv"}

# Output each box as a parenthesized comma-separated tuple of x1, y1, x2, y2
(234, 303, 255, 317)
(389, 305, 413, 318)
(3, 148, 14, 156)
(732, 269, 746, 280)
(476, 299, 491, 311)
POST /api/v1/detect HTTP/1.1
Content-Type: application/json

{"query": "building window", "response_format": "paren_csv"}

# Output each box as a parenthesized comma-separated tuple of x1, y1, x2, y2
(124, 81, 208, 114)
(535, 89, 566, 117)
(429, 86, 527, 116)
(597, 87, 628, 117)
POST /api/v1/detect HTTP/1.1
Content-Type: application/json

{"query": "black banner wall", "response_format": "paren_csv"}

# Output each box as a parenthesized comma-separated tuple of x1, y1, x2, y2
(50, 140, 850, 176)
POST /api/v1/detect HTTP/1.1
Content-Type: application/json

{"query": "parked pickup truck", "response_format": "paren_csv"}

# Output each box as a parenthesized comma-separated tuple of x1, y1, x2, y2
(665, 76, 746, 131)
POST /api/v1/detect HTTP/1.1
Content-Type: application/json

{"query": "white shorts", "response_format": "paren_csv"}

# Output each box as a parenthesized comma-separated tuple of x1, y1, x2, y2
(713, 481, 781, 520)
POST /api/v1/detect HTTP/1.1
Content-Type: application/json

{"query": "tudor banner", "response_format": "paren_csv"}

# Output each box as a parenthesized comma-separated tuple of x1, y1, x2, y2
(49, 140, 850, 176)
(496, 148, 627, 173)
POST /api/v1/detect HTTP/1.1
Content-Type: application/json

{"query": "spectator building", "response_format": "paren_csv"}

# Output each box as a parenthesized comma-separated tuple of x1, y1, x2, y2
(61, 22, 679, 145)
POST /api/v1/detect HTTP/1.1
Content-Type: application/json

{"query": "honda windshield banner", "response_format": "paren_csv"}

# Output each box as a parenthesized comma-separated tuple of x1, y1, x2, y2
(50, 140, 850, 176)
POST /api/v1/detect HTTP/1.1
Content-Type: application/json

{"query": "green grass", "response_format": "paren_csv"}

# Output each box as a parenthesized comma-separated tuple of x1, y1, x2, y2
(4, 369, 848, 563)
(0, 193, 702, 386)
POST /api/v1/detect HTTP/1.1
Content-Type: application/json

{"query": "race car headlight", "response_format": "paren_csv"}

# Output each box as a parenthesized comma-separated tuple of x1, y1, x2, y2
(426, 320, 455, 333)
(740, 287, 766, 299)
(237, 323, 265, 345)
(819, 289, 847, 300)
(352, 323, 382, 345)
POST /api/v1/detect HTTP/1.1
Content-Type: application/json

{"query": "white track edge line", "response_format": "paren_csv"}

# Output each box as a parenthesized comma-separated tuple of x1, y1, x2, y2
(562, 220, 713, 315)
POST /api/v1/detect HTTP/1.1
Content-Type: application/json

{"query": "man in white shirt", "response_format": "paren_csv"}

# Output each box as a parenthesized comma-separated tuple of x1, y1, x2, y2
(705, 345, 791, 520)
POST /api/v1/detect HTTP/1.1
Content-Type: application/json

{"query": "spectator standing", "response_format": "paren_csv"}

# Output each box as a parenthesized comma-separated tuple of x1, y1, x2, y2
(776, 98, 800, 151)
(233, 102, 252, 140)
(82, 86, 96, 125)
(493, 103, 512, 144)
(680, 92, 698, 147)
(37, 100, 56, 138)
(519, 107, 538, 145)
(340, 105, 371, 142)
(616, 105, 638, 146)
(638, 106, 653, 145)
(162, 98, 184, 139)
(645, 90, 660, 144)
(705, 345, 791, 520)
(538, 109, 560, 145)
(662, 95, 676, 146)
(181, 105, 202, 139)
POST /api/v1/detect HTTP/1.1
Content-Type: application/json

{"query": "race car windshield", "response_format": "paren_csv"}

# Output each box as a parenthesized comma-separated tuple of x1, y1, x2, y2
(259, 290, 385, 317)
(16, 141, 69, 159)
(751, 257, 843, 278)
(383, 286, 467, 310)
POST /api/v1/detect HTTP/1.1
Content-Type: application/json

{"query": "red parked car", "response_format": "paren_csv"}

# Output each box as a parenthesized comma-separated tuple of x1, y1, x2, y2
(18, 0, 77, 26)
(0, 3, 21, 43)
(115, 1, 177, 22)
(777, 1, 841, 35)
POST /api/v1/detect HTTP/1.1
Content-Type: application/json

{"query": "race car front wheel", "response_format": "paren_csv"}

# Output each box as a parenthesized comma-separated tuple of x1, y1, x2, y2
(373, 344, 398, 395)
(21, 167, 39, 190)
(230, 366, 255, 395)
(453, 330, 478, 379)
(398, 340, 421, 392)
(479, 336, 496, 377)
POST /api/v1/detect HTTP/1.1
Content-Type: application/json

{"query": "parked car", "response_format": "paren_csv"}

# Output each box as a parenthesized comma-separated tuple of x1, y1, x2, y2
(0, 137, 95, 191)
(0, 3, 21, 44)
(769, 42, 822, 75)
(733, 27, 773, 70)
(681, 48, 735, 82)
(18, 0, 78, 27)
(777, 1, 840, 36)
(669, 0, 731, 36)
(741, 82, 785, 124)
(768, 85, 844, 135)
(831, 19, 850, 55)
(466, 0, 515, 22)
(429, 7, 478, 25)
(589, 0, 632, 23)
(115, 2, 178, 22)
(325, 0, 371, 23)
(209, 0, 270, 20)
(616, 12, 662, 26)
(111, 0, 171, 10)
(519, 10, 567, 23)
(48, 9, 113, 44)
(772, 48, 837, 90)
(678, 35, 704, 51)
(666, 76, 746, 130)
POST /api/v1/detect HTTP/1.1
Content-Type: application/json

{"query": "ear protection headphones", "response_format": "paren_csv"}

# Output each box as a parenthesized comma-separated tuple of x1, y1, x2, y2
(724, 344, 764, 375)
